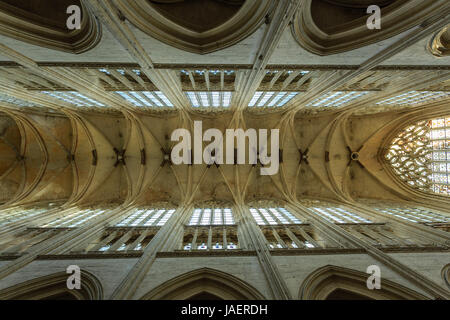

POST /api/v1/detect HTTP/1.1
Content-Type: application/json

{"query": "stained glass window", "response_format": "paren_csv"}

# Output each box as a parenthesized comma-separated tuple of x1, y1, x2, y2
(115, 208, 175, 227)
(371, 205, 449, 224)
(186, 92, 232, 108)
(188, 208, 235, 226)
(385, 116, 449, 196)
(309, 206, 372, 224)
(248, 92, 299, 107)
(249, 208, 302, 225)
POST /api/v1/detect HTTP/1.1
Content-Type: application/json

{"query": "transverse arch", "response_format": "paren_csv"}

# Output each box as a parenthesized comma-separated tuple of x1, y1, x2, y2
(299, 265, 428, 300)
(140, 267, 265, 300)
(0, 270, 103, 300)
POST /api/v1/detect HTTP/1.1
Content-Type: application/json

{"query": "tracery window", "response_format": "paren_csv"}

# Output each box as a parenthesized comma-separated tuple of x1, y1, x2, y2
(183, 207, 238, 251)
(248, 92, 299, 108)
(182, 227, 239, 251)
(301, 200, 372, 224)
(77, 229, 158, 254)
(249, 208, 302, 225)
(115, 208, 176, 227)
(188, 208, 235, 226)
(186, 91, 232, 108)
(180, 70, 235, 76)
(0, 206, 55, 227)
(370, 205, 449, 224)
(385, 116, 450, 196)
(40, 208, 107, 228)
(376, 91, 450, 106)
(260, 225, 321, 250)
(247, 204, 333, 249)
(116, 91, 174, 108)
(41, 91, 105, 108)
(68, 207, 176, 254)
(303, 200, 448, 246)
(306, 91, 370, 108)
(0, 93, 35, 108)
(308, 206, 372, 224)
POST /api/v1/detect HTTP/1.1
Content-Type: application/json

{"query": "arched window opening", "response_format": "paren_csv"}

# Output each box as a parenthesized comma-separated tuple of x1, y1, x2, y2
(68, 206, 176, 255)
(308, 206, 372, 224)
(372, 205, 449, 224)
(189, 208, 235, 226)
(250, 207, 302, 225)
(0, 271, 103, 300)
(0, 203, 67, 255)
(376, 91, 450, 106)
(115, 91, 174, 108)
(363, 200, 450, 232)
(40, 208, 107, 228)
(0, 92, 36, 108)
(248, 91, 300, 108)
(385, 116, 450, 197)
(248, 203, 333, 250)
(306, 91, 370, 108)
(301, 200, 448, 247)
(187, 92, 233, 108)
(41, 91, 105, 108)
(299, 265, 428, 300)
(115, 208, 176, 227)
(140, 268, 265, 300)
(182, 206, 238, 252)
(301, 200, 373, 224)
(0, 203, 58, 228)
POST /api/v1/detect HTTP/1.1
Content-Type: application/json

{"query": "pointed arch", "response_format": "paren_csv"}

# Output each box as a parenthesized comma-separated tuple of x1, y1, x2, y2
(428, 25, 450, 57)
(292, 0, 444, 55)
(0, 270, 103, 300)
(442, 264, 450, 290)
(140, 268, 265, 300)
(0, 1, 101, 54)
(299, 265, 428, 300)
(112, 0, 274, 54)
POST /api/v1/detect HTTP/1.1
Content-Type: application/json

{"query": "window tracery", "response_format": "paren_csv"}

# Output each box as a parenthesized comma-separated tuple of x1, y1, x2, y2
(186, 92, 232, 108)
(249, 208, 302, 225)
(301, 200, 372, 224)
(0, 207, 49, 227)
(248, 92, 299, 108)
(371, 206, 449, 224)
(41, 91, 105, 108)
(116, 91, 174, 108)
(385, 116, 450, 196)
(40, 208, 107, 228)
(376, 91, 450, 106)
(306, 91, 370, 108)
(0, 93, 36, 108)
(183, 206, 238, 251)
(115, 208, 176, 227)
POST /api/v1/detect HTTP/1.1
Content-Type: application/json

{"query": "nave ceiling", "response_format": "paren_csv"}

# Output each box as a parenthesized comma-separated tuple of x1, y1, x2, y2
(0, 105, 447, 210)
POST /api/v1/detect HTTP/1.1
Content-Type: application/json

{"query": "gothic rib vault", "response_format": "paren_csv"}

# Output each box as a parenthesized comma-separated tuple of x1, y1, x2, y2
(0, 0, 448, 300)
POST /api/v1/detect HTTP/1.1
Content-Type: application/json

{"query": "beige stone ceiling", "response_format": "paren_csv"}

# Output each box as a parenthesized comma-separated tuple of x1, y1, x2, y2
(0, 104, 448, 208)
